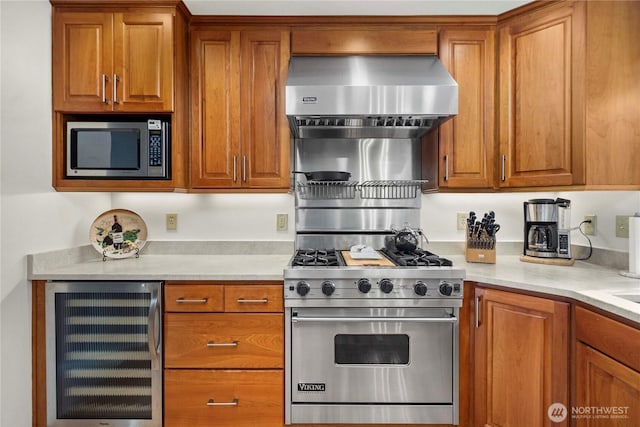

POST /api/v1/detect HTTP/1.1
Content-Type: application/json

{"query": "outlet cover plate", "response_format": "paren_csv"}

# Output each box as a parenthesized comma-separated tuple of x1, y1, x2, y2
(166, 213, 177, 231)
(276, 213, 288, 231)
(457, 212, 467, 230)
(583, 215, 596, 236)
(616, 215, 629, 238)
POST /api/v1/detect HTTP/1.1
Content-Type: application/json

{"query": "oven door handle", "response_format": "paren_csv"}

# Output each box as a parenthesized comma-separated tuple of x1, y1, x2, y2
(292, 316, 457, 323)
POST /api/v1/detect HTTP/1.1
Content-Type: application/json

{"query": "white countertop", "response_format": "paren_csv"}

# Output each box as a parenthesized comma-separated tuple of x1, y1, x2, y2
(28, 243, 640, 324)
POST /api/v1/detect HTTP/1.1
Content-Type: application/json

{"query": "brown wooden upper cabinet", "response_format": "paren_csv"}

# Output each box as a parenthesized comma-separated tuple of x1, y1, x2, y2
(438, 28, 496, 189)
(52, 9, 174, 112)
(497, 1, 586, 188)
(291, 29, 438, 55)
(190, 30, 290, 190)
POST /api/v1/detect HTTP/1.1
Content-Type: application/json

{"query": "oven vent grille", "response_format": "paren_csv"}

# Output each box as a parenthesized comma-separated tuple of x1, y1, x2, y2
(289, 116, 438, 139)
(296, 180, 428, 200)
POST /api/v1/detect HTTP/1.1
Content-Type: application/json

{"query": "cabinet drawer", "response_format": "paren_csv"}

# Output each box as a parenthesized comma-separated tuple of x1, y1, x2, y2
(165, 284, 224, 312)
(165, 369, 283, 427)
(164, 313, 283, 368)
(224, 285, 283, 312)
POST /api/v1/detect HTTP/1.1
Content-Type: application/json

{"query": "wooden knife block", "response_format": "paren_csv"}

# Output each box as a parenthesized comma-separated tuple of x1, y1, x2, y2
(465, 226, 496, 264)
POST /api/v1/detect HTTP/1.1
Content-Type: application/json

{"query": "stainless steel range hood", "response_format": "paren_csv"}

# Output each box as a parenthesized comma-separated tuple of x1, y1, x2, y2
(286, 56, 458, 139)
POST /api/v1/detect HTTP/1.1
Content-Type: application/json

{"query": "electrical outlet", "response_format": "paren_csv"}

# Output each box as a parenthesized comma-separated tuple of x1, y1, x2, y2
(616, 215, 630, 238)
(456, 212, 468, 230)
(276, 213, 288, 231)
(166, 213, 178, 231)
(583, 215, 596, 236)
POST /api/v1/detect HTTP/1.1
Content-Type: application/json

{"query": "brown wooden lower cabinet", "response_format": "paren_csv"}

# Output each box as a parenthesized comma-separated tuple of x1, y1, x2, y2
(164, 369, 283, 427)
(575, 306, 640, 427)
(473, 286, 570, 427)
(575, 343, 640, 427)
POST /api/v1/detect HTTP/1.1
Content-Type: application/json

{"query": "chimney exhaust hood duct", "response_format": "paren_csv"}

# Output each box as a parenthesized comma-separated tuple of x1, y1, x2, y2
(285, 55, 458, 139)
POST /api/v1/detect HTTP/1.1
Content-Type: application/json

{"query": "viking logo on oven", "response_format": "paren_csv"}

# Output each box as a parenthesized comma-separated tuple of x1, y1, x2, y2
(298, 383, 326, 392)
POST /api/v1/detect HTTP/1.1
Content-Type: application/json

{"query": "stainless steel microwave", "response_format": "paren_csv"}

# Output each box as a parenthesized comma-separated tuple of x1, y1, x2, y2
(66, 119, 170, 179)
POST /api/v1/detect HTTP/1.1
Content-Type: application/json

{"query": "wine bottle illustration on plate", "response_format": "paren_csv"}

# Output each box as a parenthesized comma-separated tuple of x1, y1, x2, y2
(111, 215, 124, 250)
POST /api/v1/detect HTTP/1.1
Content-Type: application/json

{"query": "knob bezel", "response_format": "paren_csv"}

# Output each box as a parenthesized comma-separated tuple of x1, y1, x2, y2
(321, 280, 336, 296)
(357, 278, 372, 293)
(439, 282, 453, 296)
(379, 278, 394, 294)
(296, 281, 310, 296)
(414, 280, 428, 296)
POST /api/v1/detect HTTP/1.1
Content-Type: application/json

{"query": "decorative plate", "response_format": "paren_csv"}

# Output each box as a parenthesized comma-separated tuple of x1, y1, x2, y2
(90, 209, 148, 259)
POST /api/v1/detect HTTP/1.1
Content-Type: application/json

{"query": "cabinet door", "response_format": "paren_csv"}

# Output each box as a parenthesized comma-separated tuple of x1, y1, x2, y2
(438, 29, 495, 189)
(498, 2, 585, 187)
(576, 342, 640, 427)
(474, 287, 569, 427)
(113, 11, 173, 112)
(190, 31, 241, 188)
(52, 11, 113, 111)
(240, 31, 290, 189)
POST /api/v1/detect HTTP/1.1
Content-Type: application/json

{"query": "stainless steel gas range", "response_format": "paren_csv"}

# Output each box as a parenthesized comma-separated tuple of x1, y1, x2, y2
(284, 249, 465, 425)
(284, 53, 462, 424)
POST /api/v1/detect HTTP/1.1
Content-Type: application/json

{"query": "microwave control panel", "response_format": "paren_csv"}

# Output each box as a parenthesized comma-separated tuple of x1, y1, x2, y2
(148, 120, 163, 167)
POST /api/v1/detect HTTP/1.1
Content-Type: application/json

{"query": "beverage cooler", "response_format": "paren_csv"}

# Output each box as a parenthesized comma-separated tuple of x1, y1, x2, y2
(45, 281, 162, 427)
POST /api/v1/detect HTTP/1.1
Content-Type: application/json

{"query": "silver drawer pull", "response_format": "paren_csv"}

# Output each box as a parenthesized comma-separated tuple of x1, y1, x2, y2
(237, 298, 268, 303)
(207, 341, 239, 347)
(207, 398, 238, 406)
(176, 298, 208, 304)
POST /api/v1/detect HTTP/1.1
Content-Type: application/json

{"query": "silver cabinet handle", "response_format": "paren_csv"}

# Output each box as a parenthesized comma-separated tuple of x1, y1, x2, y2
(233, 155, 237, 182)
(102, 74, 108, 104)
(444, 154, 449, 182)
(501, 154, 506, 181)
(207, 399, 238, 406)
(237, 298, 268, 303)
(475, 296, 482, 329)
(176, 298, 208, 304)
(207, 341, 238, 347)
(147, 287, 161, 370)
(113, 74, 119, 104)
(242, 155, 247, 182)
(292, 316, 457, 323)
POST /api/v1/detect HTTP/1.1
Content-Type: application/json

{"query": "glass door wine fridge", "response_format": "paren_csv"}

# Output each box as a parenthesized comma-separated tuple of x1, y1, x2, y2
(45, 281, 162, 427)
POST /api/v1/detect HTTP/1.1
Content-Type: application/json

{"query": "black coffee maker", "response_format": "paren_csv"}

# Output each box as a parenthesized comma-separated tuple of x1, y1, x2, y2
(523, 198, 572, 258)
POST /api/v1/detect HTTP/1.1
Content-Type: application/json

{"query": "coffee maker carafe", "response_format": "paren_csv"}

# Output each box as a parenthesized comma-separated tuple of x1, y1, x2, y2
(524, 198, 571, 259)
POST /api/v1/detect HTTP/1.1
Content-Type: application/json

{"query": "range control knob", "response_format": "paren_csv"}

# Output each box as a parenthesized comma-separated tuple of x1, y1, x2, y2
(439, 282, 453, 296)
(296, 281, 310, 296)
(357, 278, 372, 293)
(321, 281, 336, 296)
(379, 279, 394, 294)
(414, 281, 428, 296)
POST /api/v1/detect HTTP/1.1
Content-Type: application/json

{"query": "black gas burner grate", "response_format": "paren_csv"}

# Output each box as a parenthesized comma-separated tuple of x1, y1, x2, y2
(380, 248, 453, 267)
(292, 249, 344, 266)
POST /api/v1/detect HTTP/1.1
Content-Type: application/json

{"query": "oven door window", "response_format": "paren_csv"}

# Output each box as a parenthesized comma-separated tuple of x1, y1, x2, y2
(71, 129, 140, 170)
(335, 334, 409, 364)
